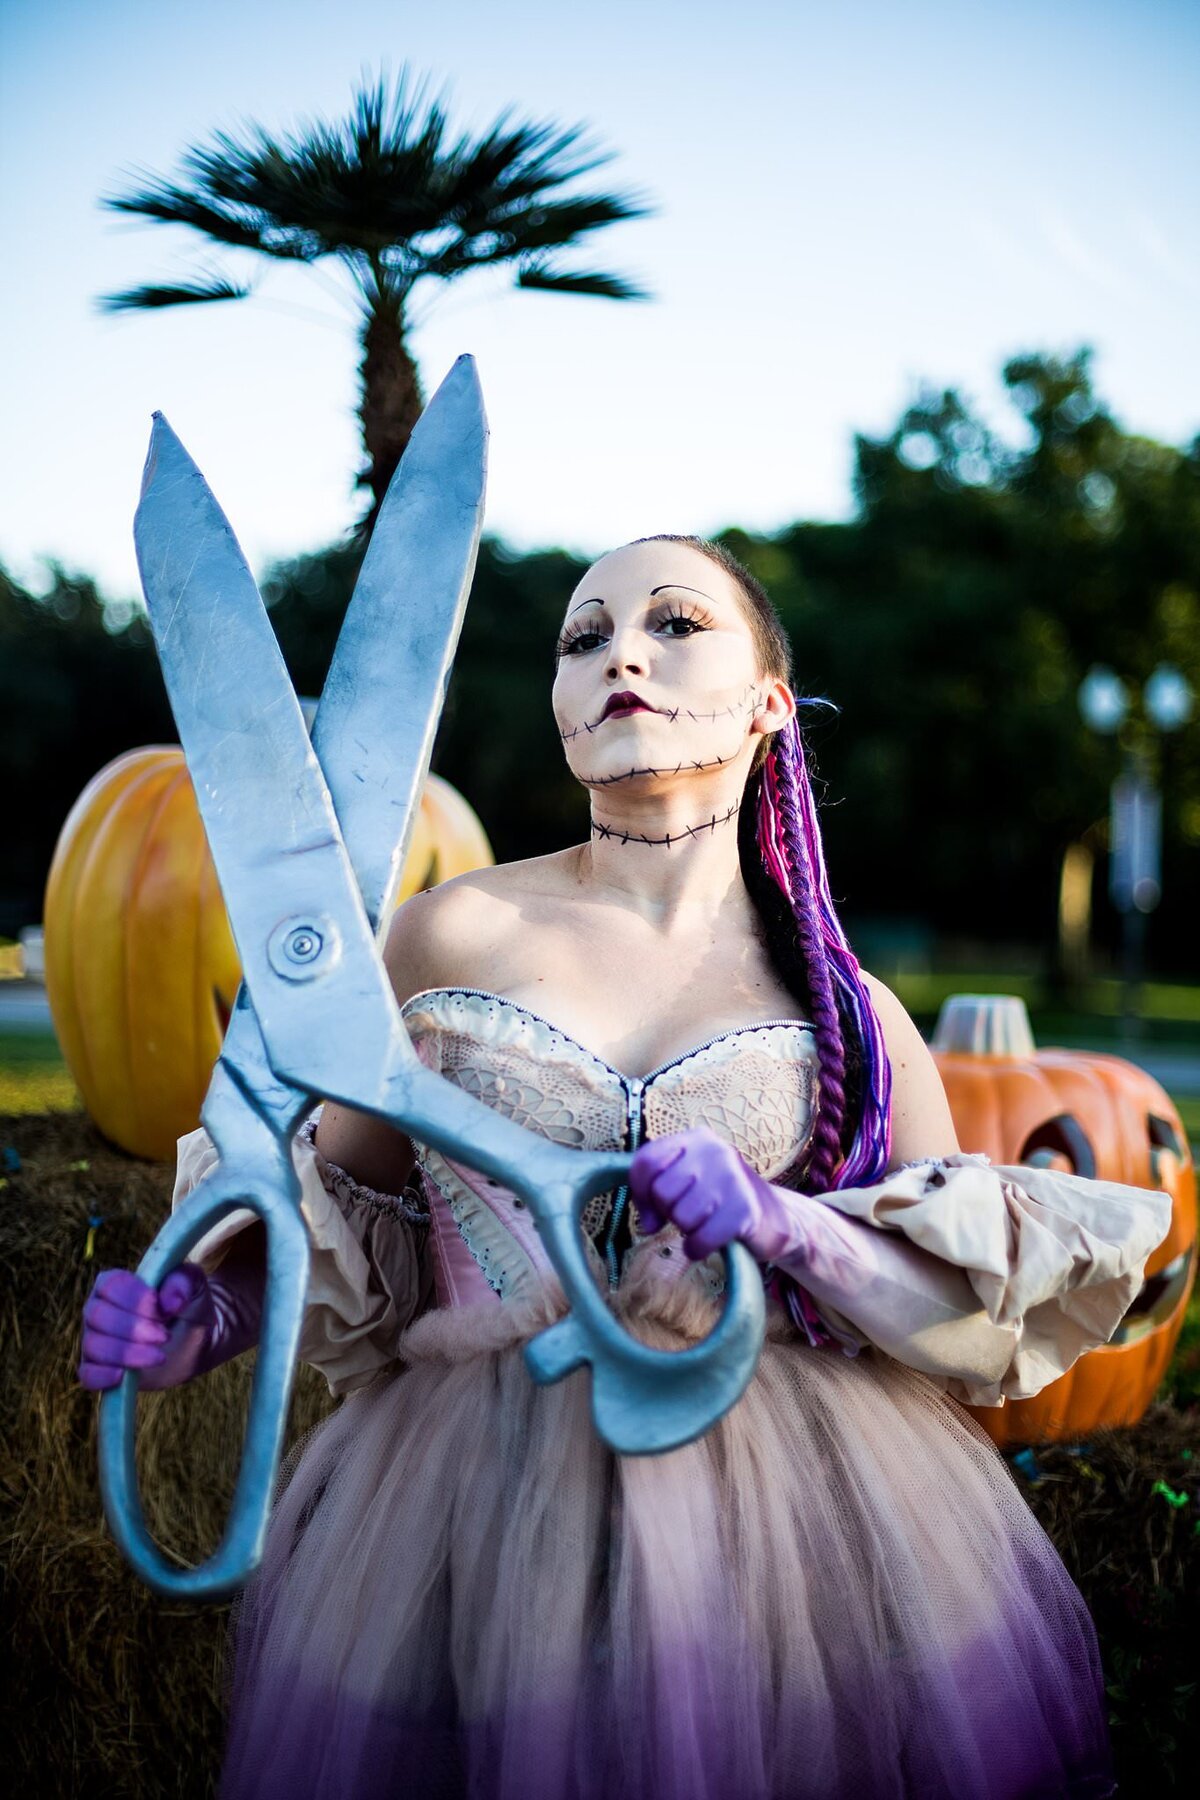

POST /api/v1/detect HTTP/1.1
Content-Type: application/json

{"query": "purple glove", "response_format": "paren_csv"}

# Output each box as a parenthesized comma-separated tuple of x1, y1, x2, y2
(629, 1128, 811, 1265)
(78, 1257, 264, 1392)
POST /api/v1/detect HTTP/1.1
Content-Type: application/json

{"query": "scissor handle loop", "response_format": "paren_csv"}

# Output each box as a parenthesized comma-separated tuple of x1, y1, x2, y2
(383, 1062, 767, 1456)
(97, 1154, 310, 1601)
(516, 1145, 765, 1455)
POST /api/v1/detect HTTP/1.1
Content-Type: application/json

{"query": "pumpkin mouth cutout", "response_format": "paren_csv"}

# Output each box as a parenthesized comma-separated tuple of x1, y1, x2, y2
(1108, 1249, 1193, 1347)
(1017, 1108, 1193, 1349)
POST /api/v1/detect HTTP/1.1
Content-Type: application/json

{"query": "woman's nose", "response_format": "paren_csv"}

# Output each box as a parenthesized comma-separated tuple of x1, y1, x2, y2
(605, 628, 646, 680)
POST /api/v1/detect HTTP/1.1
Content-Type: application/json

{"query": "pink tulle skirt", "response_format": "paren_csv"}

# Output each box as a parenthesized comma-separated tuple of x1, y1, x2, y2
(219, 1273, 1114, 1799)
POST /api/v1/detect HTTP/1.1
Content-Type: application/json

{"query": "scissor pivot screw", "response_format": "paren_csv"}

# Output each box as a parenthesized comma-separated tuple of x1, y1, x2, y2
(268, 916, 341, 981)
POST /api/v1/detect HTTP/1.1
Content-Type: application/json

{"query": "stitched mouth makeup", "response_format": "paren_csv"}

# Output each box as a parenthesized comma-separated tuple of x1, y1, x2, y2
(600, 691, 658, 723)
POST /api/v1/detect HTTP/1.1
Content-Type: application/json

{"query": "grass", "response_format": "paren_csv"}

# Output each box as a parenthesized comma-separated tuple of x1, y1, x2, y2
(886, 971, 1200, 1048)
(1175, 1094, 1200, 1154)
(0, 1026, 79, 1114)
(883, 971, 1200, 1021)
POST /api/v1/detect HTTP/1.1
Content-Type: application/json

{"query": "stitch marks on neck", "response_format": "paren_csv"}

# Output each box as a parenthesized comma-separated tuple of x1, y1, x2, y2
(589, 798, 742, 848)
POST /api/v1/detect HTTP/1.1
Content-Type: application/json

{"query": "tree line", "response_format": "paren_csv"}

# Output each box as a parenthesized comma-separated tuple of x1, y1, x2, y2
(3, 349, 1198, 977)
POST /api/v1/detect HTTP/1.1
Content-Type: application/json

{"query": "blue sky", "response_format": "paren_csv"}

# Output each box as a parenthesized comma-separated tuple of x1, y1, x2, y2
(2, 0, 1197, 602)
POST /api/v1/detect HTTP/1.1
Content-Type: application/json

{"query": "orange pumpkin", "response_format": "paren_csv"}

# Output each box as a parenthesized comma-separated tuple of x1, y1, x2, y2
(931, 995, 1196, 1447)
(45, 746, 494, 1160)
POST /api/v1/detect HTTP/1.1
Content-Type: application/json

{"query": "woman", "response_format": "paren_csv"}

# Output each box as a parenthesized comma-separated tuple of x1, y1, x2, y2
(81, 535, 1170, 1799)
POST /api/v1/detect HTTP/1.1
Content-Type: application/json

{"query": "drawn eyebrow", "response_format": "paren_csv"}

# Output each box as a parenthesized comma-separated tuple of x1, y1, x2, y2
(566, 583, 716, 618)
(649, 584, 715, 603)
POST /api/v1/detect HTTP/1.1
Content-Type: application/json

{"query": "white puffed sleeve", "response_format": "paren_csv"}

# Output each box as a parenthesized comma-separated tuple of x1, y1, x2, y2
(773, 1153, 1173, 1407)
(171, 1109, 434, 1398)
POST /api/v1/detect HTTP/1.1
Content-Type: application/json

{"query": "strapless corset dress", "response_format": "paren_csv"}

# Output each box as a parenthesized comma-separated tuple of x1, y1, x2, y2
(172, 988, 1170, 1799)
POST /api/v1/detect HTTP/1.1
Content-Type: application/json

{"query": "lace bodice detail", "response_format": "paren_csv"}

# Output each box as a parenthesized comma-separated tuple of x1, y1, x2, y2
(399, 987, 821, 1308)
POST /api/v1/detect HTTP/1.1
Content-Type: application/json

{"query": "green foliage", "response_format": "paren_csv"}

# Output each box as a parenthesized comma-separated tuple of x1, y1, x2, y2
(4, 347, 1198, 973)
(743, 349, 1200, 969)
(0, 567, 173, 936)
(259, 535, 592, 857)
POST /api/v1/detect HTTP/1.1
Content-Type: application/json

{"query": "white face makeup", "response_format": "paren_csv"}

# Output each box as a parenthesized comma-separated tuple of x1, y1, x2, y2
(552, 541, 775, 807)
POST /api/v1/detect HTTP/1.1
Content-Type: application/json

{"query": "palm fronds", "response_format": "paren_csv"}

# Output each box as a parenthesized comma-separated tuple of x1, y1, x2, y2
(97, 276, 250, 314)
(98, 70, 652, 305)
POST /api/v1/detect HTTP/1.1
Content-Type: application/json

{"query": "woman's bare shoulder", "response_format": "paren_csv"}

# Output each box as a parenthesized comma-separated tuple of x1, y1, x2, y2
(382, 849, 581, 1002)
(859, 970, 960, 1163)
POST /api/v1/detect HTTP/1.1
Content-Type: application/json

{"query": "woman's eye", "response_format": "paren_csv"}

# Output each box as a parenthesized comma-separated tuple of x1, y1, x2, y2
(556, 611, 708, 657)
(557, 629, 606, 657)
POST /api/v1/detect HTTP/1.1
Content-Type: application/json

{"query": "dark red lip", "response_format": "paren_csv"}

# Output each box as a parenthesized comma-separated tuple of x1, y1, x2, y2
(601, 691, 656, 722)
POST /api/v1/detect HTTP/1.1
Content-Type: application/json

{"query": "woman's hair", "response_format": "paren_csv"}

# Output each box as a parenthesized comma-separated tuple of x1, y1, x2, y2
(632, 536, 893, 1323)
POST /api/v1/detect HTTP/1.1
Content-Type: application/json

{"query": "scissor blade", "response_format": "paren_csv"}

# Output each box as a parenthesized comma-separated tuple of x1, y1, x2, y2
(314, 355, 488, 933)
(133, 415, 398, 1084)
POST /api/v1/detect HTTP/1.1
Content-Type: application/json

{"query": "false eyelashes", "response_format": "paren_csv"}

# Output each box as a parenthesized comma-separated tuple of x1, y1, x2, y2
(554, 605, 712, 661)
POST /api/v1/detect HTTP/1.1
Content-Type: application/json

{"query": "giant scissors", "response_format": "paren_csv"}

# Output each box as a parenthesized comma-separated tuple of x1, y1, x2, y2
(98, 356, 766, 1600)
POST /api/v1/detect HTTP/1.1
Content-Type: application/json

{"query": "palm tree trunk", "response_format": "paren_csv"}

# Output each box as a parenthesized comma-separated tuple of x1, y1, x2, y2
(357, 299, 424, 534)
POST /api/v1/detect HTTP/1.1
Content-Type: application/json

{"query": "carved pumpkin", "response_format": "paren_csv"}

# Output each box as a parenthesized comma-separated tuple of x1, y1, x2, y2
(45, 746, 493, 1160)
(931, 995, 1196, 1447)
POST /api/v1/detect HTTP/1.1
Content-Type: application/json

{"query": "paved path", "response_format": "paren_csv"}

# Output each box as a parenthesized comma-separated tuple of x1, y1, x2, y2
(0, 982, 53, 1028)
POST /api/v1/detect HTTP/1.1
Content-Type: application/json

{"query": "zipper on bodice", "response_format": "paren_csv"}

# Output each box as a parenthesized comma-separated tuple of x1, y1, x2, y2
(603, 1078, 644, 1288)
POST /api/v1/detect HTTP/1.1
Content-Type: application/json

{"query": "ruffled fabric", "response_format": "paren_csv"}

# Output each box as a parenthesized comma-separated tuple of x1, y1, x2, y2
(171, 1118, 432, 1398)
(791, 1151, 1173, 1406)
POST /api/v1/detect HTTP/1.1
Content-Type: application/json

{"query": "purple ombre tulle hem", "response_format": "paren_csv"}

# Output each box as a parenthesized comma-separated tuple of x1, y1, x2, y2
(219, 1616, 1115, 1800)
(210, 1285, 1116, 1800)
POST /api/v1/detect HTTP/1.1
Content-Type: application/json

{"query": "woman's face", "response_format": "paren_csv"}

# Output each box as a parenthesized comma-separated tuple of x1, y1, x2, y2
(552, 540, 778, 793)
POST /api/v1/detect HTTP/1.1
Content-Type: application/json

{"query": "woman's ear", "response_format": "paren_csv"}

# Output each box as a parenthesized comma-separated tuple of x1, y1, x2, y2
(750, 677, 797, 744)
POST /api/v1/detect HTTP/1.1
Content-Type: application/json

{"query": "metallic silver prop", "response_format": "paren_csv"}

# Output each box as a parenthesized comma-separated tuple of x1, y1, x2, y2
(98, 356, 766, 1601)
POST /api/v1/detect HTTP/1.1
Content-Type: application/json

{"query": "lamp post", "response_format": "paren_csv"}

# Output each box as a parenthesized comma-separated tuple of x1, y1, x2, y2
(1078, 663, 1194, 1044)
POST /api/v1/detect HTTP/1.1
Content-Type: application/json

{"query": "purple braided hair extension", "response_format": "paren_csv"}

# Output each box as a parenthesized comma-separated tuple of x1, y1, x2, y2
(756, 715, 893, 1337)
(759, 715, 892, 1187)
(762, 744, 846, 1189)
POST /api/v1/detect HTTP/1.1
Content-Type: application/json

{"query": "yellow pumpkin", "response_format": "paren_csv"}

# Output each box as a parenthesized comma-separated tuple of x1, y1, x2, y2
(45, 747, 494, 1160)
(931, 995, 1197, 1447)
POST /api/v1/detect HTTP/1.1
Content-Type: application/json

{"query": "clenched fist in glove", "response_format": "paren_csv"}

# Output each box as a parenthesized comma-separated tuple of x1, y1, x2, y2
(629, 1128, 810, 1265)
(78, 1252, 265, 1392)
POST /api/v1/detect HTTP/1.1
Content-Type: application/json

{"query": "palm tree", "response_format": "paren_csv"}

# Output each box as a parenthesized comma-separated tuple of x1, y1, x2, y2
(98, 72, 651, 530)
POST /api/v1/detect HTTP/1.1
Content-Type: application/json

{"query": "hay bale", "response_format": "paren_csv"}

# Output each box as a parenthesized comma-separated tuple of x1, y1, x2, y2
(1011, 1406, 1200, 1791)
(0, 1110, 334, 1798)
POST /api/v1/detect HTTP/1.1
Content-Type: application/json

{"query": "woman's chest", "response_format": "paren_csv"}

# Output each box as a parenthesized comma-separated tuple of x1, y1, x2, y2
(474, 931, 808, 1078)
(403, 988, 822, 1306)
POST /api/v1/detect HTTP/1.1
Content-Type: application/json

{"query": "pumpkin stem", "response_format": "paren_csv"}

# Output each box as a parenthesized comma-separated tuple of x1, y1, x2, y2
(932, 994, 1037, 1058)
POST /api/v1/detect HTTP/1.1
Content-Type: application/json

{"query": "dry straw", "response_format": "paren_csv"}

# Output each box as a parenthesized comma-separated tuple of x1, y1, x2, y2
(1, 1110, 333, 1799)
